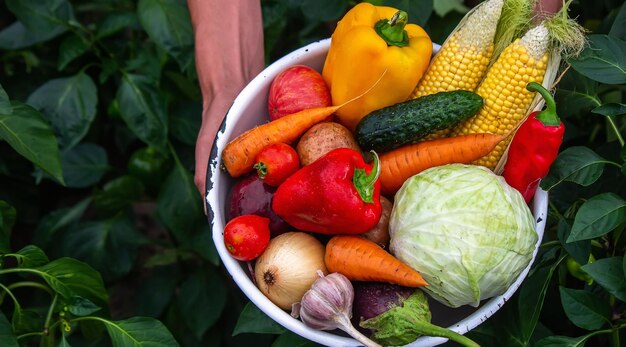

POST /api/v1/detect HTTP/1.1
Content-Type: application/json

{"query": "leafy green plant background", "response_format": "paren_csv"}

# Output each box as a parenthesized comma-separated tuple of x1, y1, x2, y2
(0, 0, 624, 346)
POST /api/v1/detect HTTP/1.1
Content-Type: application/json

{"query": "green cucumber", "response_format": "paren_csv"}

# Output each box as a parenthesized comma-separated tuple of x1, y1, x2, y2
(355, 90, 484, 152)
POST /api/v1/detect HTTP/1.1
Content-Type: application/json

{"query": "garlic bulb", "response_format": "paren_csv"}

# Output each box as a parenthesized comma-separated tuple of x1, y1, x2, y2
(293, 272, 381, 347)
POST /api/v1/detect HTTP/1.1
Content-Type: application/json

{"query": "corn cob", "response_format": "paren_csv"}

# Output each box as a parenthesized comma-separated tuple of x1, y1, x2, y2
(409, 0, 504, 139)
(450, 24, 550, 170)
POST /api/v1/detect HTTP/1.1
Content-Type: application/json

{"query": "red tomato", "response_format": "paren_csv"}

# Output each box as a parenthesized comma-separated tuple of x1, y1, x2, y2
(223, 215, 271, 261)
(253, 143, 300, 186)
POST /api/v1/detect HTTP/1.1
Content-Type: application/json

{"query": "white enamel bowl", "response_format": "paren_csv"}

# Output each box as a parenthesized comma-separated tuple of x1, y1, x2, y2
(206, 38, 548, 347)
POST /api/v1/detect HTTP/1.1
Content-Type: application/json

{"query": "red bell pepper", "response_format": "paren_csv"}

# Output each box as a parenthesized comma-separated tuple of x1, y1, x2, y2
(272, 148, 382, 234)
(503, 82, 565, 203)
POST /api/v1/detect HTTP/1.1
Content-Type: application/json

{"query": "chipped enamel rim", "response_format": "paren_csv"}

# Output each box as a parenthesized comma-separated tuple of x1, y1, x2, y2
(205, 38, 547, 347)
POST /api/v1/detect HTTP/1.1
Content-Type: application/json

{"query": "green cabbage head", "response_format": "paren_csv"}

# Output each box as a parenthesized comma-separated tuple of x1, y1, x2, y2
(389, 164, 538, 308)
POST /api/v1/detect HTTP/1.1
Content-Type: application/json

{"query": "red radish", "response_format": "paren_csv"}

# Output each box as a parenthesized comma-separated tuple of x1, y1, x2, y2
(253, 143, 300, 186)
(267, 65, 332, 121)
(223, 215, 270, 261)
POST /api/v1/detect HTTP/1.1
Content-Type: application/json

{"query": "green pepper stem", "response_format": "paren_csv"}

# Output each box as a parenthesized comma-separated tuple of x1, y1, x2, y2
(353, 151, 381, 204)
(374, 11, 409, 47)
(526, 82, 561, 126)
(253, 162, 268, 179)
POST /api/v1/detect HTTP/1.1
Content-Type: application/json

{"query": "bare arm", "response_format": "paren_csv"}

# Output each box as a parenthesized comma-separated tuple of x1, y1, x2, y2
(187, 0, 265, 200)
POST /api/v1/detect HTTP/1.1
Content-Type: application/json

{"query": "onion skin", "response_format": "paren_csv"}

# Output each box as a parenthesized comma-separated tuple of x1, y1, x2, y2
(254, 232, 328, 310)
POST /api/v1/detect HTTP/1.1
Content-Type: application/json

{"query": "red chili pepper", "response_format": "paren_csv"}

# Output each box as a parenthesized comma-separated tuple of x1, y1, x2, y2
(503, 82, 565, 203)
(272, 148, 382, 235)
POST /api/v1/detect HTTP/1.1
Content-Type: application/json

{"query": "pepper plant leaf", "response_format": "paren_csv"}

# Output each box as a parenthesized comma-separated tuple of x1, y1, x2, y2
(591, 103, 626, 117)
(272, 331, 321, 347)
(0, 21, 59, 49)
(0, 101, 64, 184)
(61, 143, 110, 188)
(102, 317, 179, 347)
(581, 257, 626, 302)
(609, 3, 626, 40)
(555, 70, 601, 117)
(176, 268, 227, 340)
(567, 193, 626, 242)
(26, 72, 98, 150)
(233, 302, 287, 336)
(541, 147, 609, 191)
(58, 34, 90, 71)
(568, 35, 626, 85)
(33, 198, 91, 248)
(557, 219, 591, 265)
(5, 0, 74, 38)
(14, 245, 49, 268)
(558, 286, 611, 330)
(137, 0, 194, 73)
(61, 211, 148, 282)
(116, 73, 168, 151)
(68, 296, 101, 317)
(535, 334, 591, 347)
(300, 0, 350, 22)
(35, 257, 108, 305)
(97, 11, 139, 39)
(0, 312, 18, 347)
(92, 176, 144, 217)
(0, 83, 10, 115)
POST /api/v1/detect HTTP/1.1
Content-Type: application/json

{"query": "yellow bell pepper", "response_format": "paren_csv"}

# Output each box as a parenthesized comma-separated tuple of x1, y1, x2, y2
(322, 3, 432, 131)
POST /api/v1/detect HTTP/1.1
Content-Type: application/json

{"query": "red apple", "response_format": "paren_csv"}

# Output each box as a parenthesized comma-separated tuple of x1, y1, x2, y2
(267, 65, 332, 121)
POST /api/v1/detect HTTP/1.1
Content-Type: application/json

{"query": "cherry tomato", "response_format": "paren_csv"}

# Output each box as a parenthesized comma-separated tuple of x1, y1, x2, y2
(253, 143, 300, 186)
(223, 215, 271, 261)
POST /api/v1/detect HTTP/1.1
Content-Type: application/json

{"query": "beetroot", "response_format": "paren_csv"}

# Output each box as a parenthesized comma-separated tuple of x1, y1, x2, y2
(227, 174, 290, 237)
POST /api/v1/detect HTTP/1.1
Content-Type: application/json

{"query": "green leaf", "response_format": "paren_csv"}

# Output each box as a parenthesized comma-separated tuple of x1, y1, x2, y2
(156, 162, 203, 243)
(176, 268, 227, 340)
(61, 143, 109, 188)
(569, 35, 626, 85)
(591, 103, 626, 117)
(540, 147, 609, 191)
(557, 219, 590, 265)
(518, 256, 563, 344)
(103, 317, 179, 347)
(26, 73, 98, 150)
(0, 101, 64, 184)
(58, 34, 90, 71)
(133, 266, 180, 317)
(58, 333, 71, 347)
(0, 312, 18, 347)
(34, 198, 91, 248)
(97, 11, 139, 39)
(68, 296, 101, 316)
(169, 102, 201, 146)
(137, 0, 194, 72)
(555, 70, 601, 116)
(568, 193, 626, 242)
(0, 21, 59, 49)
(0, 83, 10, 115)
(610, 3, 626, 40)
(582, 257, 626, 302)
(233, 302, 286, 336)
(92, 176, 144, 217)
(116, 73, 168, 151)
(15, 245, 49, 268)
(559, 286, 611, 330)
(383, 0, 433, 26)
(300, 0, 350, 22)
(433, 0, 469, 17)
(5, 0, 74, 38)
(272, 331, 320, 347)
(0, 201, 16, 254)
(535, 335, 589, 347)
(36, 257, 108, 305)
(62, 212, 148, 281)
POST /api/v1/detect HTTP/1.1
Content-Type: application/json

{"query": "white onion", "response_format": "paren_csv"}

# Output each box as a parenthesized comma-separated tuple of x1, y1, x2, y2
(254, 232, 328, 310)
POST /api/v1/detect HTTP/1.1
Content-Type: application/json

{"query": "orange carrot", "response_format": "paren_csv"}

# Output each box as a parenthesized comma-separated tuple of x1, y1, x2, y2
(222, 105, 341, 177)
(325, 235, 428, 288)
(379, 133, 504, 195)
